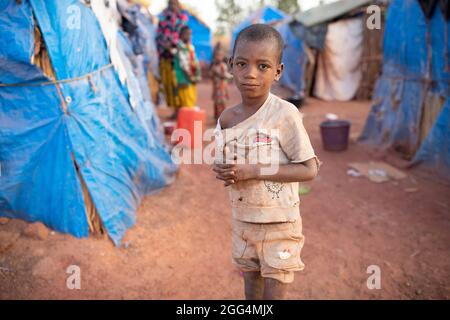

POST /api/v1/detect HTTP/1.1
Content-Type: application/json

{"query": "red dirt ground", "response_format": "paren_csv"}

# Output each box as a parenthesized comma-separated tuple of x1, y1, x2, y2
(1, 81, 449, 299)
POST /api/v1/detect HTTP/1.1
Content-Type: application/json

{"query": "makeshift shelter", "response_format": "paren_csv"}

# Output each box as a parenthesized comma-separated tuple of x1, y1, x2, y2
(276, 20, 308, 98)
(294, 0, 372, 27)
(359, 0, 450, 180)
(185, 10, 213, 63)
(313, 17, 364, 101)
(355, 5, 386, 100)
(0, 0, 177, 245)
(288, 0, 385, 101)
(118, 1, 160, 104)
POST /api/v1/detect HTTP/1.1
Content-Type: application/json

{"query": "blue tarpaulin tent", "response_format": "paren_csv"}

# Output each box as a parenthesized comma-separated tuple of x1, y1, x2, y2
(0, 0, 177, 244)
(185, 11, 213, 63)
(359, 0, 450, 180)
(231, 6, 286, 49)
(277, 21, 308, 96)
(413, 100, 450, 179)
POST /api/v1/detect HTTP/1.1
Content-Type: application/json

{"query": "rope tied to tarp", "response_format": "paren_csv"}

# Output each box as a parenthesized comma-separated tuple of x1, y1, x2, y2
(0, 63, 114, 114)
(0, 63, 113, 87)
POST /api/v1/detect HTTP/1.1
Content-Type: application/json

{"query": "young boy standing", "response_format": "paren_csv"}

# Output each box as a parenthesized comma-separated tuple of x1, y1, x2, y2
(213, 24, 320, 300)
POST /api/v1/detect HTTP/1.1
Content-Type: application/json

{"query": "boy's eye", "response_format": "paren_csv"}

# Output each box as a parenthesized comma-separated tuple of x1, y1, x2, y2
(236, 62, 246, 67)
(259, 64, 269, 70)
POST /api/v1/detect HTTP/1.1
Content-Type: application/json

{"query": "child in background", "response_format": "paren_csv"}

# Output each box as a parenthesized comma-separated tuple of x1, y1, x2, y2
(210, 44, 233, 121)
(174, 26, 202, 109)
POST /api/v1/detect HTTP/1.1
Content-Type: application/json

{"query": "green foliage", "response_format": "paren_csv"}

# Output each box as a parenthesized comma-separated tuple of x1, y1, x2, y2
(275, 0, 300, 14)
(215, 0, 244, 31)
(214, 0, 300, 35)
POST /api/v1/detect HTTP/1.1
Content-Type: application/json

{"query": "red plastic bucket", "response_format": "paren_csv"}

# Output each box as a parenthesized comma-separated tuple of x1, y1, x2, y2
(320, 120, 351, 152)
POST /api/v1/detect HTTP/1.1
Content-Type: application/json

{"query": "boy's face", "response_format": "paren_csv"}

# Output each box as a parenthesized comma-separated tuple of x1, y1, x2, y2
(230, 39, 283, 101)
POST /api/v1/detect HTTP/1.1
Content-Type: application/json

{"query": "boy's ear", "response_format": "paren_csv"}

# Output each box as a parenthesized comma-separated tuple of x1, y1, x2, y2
(228, 56, 234, 74)
(274, 63, 284, 81)
(228, 56, 233, 68)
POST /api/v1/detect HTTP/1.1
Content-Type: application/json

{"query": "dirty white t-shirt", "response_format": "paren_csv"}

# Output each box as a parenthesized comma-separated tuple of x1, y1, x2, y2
(215, 93, 318, 223)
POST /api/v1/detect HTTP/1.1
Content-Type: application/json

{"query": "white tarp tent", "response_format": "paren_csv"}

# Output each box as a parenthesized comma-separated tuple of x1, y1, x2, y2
(313, 18, 363, 101)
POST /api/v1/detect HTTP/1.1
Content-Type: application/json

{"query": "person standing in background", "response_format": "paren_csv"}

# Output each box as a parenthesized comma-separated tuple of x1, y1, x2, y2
(210, 43, 232, 121)
(156, 0, 188, 118)
(174, 26, 202, 109)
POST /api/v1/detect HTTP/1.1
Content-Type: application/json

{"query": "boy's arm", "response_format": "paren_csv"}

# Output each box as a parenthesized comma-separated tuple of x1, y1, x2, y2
(214, 106, 319, 186)
(213, 159, 318, 186)
(254, 159, 318, 182)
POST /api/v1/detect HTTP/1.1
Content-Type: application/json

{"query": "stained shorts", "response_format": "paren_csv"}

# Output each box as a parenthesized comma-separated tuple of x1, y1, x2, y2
(231, 218, 305, 284)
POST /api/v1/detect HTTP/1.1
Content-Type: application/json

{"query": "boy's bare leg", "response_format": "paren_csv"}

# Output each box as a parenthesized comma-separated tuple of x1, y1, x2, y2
(263, 278, 288, 300)
(243, 271, 264, 300)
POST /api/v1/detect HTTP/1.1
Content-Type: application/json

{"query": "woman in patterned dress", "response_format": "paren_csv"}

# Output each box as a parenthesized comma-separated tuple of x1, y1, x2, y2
(156, 0, 188, 117)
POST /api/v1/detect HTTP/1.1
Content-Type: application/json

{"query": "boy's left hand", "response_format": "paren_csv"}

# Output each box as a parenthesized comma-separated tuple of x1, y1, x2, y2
(213, 163, 258, 186)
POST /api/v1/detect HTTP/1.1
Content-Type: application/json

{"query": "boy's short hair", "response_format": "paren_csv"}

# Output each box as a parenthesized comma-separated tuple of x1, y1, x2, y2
(232, 24, 284, 63)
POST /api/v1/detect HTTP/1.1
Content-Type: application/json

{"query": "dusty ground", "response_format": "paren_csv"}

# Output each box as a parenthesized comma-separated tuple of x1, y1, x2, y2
(1, 81, 449, 299)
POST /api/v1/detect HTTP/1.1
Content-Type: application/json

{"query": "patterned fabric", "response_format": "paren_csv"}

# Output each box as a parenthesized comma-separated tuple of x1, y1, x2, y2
(156, 8, 188, 60)
(174, 41, 201, 87)
(159, 57, 180, 108)
(178, 83, 197, 107)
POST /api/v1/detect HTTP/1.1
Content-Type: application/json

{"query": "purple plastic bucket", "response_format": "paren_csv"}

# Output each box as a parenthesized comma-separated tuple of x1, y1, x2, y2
(320, 120, 351, 152)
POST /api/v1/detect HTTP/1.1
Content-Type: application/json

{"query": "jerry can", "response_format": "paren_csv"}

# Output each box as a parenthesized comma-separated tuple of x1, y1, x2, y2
(176, 107, 205, 149)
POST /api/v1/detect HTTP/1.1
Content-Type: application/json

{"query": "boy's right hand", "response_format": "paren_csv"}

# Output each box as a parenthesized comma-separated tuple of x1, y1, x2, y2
(213, 163, 235, 187)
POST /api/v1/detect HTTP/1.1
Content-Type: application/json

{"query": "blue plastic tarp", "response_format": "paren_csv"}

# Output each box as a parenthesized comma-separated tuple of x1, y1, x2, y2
(231, 6, 286, 50)
(289, 21, 327, 50)
(186, 12, 212, 63)
(413, 100, 450, 179)
(0, 0, 176, 244)
(359, 0, 450, 180)
(277, 21, 307, 95)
